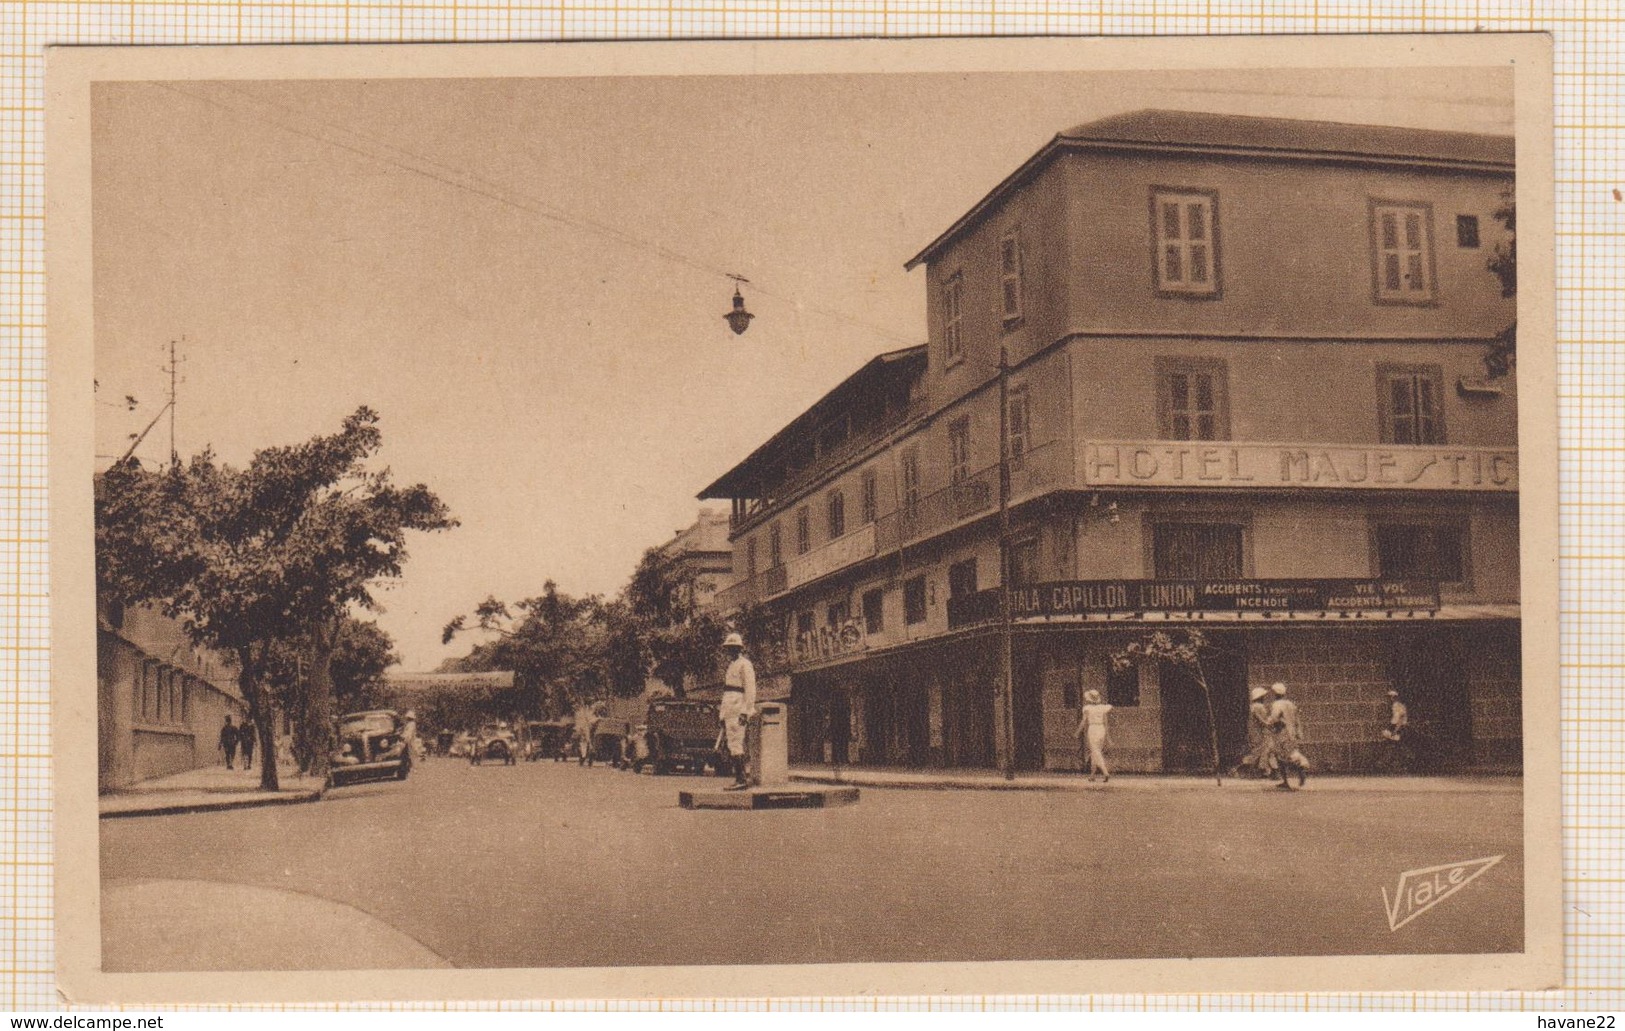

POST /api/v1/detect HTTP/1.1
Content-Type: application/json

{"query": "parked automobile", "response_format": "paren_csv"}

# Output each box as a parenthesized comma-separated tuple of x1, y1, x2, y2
(471, 721, 519, 765)
(329, 709, 415, 787)
(635, 699, 719, 776)
(524, 719, 573, 762)
(589, 717, 632, 768)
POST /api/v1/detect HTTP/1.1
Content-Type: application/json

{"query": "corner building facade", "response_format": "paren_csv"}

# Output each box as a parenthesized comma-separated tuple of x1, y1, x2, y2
(701, 110, 1521, 774)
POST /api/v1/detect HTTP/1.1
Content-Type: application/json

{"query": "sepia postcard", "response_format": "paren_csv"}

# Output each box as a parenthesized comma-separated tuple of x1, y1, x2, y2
(48, 34, 1560, 1003)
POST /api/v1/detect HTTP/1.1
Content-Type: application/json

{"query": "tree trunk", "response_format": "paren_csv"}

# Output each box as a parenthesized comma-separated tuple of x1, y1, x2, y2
(304, 620, 340, 780)
(1196, 669, 1223, 787)
(237, 648, 280, 792)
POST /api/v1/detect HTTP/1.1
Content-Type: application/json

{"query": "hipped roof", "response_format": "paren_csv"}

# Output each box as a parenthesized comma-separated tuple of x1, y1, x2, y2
(906, 109, 1516, 270)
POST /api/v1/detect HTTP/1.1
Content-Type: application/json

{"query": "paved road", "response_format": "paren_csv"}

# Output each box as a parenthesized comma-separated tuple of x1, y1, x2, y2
(101, 758, 1524, 970)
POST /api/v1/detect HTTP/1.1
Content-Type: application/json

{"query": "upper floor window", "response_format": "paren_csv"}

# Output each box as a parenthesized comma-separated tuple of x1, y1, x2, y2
(1456, 214, 1481, 249)
(1008, 538, 1040, 587)
(942, 271, 965, 365)
(1379, 364, 1446, 445)
(744, 537, 758, 580)
(999, 230, 1024, 326)
(1373, 520, 1466, 584)
(768, 521, 784, 569)
(903, 575, 928, 625)
(827, 597, 851, 629)
(948, 558, 979, 599)
(1151, 188, 1219, 296)
(948, 417, 972, 484)
(1370, 200, 1435, 303)
(1156, 357, 1229, 441)
(862, 588, 885, 634)
(827, 489, 846, 539)
(1007, 385, 1031, 472)
(901, 448, 921, 519)
(1153, 522, 1244, 579)
(795, 506, 811, 555)
(859, 468, 878, 526)
(796, 610, 814, 638)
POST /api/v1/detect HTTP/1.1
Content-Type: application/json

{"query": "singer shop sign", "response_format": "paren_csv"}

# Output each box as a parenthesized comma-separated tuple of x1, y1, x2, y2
(1082, 441, 1517, 492)
(947, 578, 1440, 628)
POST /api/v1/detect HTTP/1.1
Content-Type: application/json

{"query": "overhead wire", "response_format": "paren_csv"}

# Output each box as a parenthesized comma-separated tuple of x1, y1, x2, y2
(151, 81, 917, 347)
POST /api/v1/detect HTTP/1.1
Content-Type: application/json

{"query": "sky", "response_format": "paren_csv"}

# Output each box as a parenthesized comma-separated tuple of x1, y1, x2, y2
(91, 63, 1513, 670)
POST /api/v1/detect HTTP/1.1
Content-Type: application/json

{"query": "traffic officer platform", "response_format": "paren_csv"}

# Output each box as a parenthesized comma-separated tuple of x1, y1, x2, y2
(680, 701, 860, 810)
(679, 784, 860, 810)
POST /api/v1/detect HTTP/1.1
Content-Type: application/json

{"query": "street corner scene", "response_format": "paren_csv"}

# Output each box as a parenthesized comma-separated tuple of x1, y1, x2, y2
(87, 50, 1534, 979)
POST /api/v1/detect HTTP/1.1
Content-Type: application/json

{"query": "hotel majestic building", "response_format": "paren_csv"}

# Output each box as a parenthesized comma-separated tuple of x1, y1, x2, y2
(699, 110, 1522, 774)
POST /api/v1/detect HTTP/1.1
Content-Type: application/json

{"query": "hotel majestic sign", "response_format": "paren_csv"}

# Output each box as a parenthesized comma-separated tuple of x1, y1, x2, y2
(948, 578, 1440, 628)
(1083, 441, 1517, 491)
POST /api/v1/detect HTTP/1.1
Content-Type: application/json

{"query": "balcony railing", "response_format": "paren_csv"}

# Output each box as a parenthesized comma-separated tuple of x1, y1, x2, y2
(711, 563, 789, 613)
(876, 439, 1069, 550)
(728, 397, 929, 535)
(712, 439, 1072, 613)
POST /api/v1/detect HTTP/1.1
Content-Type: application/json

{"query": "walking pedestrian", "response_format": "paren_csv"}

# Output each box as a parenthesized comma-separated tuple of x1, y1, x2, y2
(574, 703, 601, 767)
(1266, 681, 1311, 789)
(1379, 689, 1411, 771)
(1075, 689, 1113, 782)
(238, 717, 256, 770)
(1236, 686, 1277, 778)
(218, 715, 238, 770)
(719, 632, 756, 791)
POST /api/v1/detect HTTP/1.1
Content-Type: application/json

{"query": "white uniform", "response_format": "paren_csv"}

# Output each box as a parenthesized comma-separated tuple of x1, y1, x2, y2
(720, 653, 757, 757)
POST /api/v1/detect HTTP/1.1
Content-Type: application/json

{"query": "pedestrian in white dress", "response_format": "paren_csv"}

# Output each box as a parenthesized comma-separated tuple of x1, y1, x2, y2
(1075, 689, 1114, 782)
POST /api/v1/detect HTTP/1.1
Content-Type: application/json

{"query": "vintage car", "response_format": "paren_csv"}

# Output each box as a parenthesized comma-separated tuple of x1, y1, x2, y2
(329, 709, 415, 787)
(448, 731, 475, 758)
(470, 721, 519, 765)
(635, 698, 720, 776)
(588, 717, 632, 768)
(524, 719, 574, 762)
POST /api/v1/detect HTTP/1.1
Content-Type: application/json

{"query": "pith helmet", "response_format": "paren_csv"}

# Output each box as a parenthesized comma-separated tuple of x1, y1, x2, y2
(722, 632, 745, 649)
(1271, 682, 1288, 696)
(1387, 689, 1400, 697)
(1249, 687, 1268, 701)
(1083, 689, 1102, 704)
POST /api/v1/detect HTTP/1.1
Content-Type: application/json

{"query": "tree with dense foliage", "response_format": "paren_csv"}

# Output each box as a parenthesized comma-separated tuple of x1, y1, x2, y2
(96, 407, 456, 790)
(609, 545, 730, 698)
(442, 581, 608, 716)
(1485, 190, 1517, 379)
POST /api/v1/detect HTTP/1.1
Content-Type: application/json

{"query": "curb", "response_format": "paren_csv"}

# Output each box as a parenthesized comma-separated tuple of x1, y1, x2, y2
(100, 786, 325, 819)
(788, 773, 1521, 794)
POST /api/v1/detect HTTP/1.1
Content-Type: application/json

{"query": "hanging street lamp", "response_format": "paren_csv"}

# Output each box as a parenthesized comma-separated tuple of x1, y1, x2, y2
(724, 274, 755, 336)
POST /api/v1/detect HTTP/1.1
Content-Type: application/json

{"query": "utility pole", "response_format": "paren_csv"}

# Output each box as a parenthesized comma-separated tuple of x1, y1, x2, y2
(997, 345, 1015, 781)
(167, 338, 179, 468)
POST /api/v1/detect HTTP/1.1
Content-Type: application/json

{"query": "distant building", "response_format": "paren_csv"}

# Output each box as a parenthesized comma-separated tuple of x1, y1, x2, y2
(664, 508, 734, 614)
(644, 510, 736, 701)
(98, 601, 246, 792)
(702, 110, 1519, 774)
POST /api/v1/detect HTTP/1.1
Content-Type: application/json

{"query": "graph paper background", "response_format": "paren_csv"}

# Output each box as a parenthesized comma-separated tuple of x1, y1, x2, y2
(1, 0, 1618, 1014)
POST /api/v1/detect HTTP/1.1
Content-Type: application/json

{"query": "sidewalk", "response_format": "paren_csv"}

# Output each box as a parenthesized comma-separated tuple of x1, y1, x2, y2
(99, 762, 326, 818)
(788, 765, 1521, 794)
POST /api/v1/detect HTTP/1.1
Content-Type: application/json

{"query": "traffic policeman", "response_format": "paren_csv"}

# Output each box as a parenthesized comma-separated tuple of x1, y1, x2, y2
(720, 632, 756, 790)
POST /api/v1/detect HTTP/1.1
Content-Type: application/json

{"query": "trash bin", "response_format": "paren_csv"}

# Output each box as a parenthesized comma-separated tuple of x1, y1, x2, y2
(749, 702, 790, 786)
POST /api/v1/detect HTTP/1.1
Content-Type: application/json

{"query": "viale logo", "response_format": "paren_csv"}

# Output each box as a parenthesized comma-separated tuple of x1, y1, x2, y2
(1383, 855, 1504, 931)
